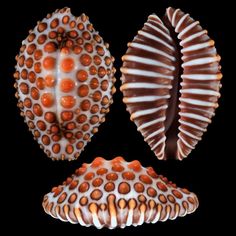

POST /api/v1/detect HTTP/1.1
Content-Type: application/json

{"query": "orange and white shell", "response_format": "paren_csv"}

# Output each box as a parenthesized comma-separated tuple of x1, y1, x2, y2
(121, 7, 222, 160)
(42, 157, 198, 228)
(14, 8, 116, 160)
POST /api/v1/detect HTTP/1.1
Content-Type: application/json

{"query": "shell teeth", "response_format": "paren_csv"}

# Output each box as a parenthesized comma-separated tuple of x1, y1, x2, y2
(14, 7, 115, 161)
(121, 7, 222, 160)
(43, 157, 198, 228)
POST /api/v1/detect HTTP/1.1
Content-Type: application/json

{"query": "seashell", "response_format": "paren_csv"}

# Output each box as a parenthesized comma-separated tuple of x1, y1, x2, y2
(121, 7, 222, 160)
(42, 156, 198, 228)
(14, 7, 116, 161)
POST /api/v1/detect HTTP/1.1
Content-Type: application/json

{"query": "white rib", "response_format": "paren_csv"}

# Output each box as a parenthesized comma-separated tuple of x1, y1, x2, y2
(179, 112, 211, 123)
(179, 97, 217, 107)
(121, 82, 172, 91)
(178, 21, 199, 39)
(172, 9, 180, 26)
(181, 74, 221, 80)
(145, 127, 165, 141)
(179, 104, 215, 116)
(151, 207, 161, 223)
(181, 41, 211, 53)
(124, 95, 170, 103)
(182, 57, 219, 67)
(138, 30, 175, 50)
(129, 42, 176, 61)
(180, 88, 220, 96)
(148, 14, 163, 24)
(122, 55, 175, 70)
(180, 30, 206, 45)
(144, 22, 173, 41)
(111, 215, 117, 229)
(126, 210, 133, 226)
(151, 136, 166, 152)
(148, 19, 170, 33)
(131, 105, 168, 119)
(137, 211, 145, 225)
(92, 213, 102, 228)
(65, 208, 77, 224)
(74, 208, 87, 226)
(55, 207, 67, 222)
(179, 127, 201, 140)
(177, 141, 187, 158)
(178, 134, 194, 149)
(179, 119, 206, 132)
(161, 207, 171, 221)
(138, 117, 166, 130)
(175, 14, 189, 32)
(121, 68, 174, 79)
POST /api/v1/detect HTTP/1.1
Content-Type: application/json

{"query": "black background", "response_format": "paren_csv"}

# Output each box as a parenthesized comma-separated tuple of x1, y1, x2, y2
(1, 0, 233, 233)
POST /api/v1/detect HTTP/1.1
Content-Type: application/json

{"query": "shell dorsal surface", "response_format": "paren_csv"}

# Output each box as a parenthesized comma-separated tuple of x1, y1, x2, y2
(14, 7, 116, 160)
(121, 7, 222, 160)
(43, 157, 198, 228)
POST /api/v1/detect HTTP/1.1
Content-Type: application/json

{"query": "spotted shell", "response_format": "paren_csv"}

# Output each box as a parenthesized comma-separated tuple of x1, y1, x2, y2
(14, 7, 116, 160)
(121, 7, 222, 160)
(42, 157, 198, 228)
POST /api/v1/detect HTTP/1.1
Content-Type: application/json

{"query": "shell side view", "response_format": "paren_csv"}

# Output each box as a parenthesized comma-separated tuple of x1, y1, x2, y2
(14, 7, 116, 160)
(121, 7, 222, 160)
(42, 157, 198, 228)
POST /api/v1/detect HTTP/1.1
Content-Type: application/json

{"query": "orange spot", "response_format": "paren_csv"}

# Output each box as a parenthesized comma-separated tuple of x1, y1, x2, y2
(31, 87, 39, 100)
(118, 182, 130, 194)
(89, 65, 97, 75)
(69, 180, 78, 190)
(128, 160, 141, 172)
(104, 182, 115, 192)
(90, 78, 99, 89)
(45, 74, 55, 87)
(66, 144, 74, 154)
(76, 70, 88, 82)
(41, 93, 54, 107)
(92, 178, 103, 187)
(34, 62, 41, 73)
(134, 183, 144, 193)
(44, 42, 57, 53)
(57, 192, 67, 203)
(91, 157, 105, 168)
(147, 187, 157, 197)
(75, 167, 87, 176)
(147, 167, 158, 178)
(98, 67, 106, 78)
(156, 182, 168, 192)
(60, 96, 76, 108)
(85, 43, 93, 53)
(61, 111, 73, 121)
(36, 77, 45, 90)
(172, 190, 183, 199)
(97, 168, 108, 175)
(52, 144, 60, 154)
(78, 85, 89, 97)
(80, 100, 91, 111)
(94, 55, 102, 65)
(33, 104, 43, 116)
(84, 172, 95, 180)
(60, 79, 75, 92)
(61, 57, 75, 72)
(80, 54, 92, 66)
(52, 186, 63, 197)
(90, 189, 102, 200)
(112, 163, 125, 172)
(43, 56, 55, 70)
(76, 114, 87, 123)
(106, 173, 118, 181)
(122, 171, 135, 180)
(73, 45, 82, 54)
(79, 182, 90, 193)
(139, 175, 153, 184)
(34, 50, 43, 60)
(111, 156, 125, 164)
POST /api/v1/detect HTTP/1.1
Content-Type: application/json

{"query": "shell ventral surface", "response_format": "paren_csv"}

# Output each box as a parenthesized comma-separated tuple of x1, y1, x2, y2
(43, 157, 198, 228)
(14, 7, 116, 160)
(121, 7, 222, 160)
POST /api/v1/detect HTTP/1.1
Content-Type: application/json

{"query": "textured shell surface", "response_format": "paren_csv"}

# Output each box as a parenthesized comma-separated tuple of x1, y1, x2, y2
(121, 7, 222, 160)
(42, 157, 198, 228)
(14, 7, 116, 160)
